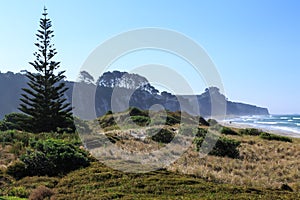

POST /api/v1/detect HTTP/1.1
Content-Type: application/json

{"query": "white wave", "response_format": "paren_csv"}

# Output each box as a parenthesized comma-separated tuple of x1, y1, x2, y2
(280, 117, 289, 119)
(293, 117, 300, 120)
(297, 123, 300, 126)
(288, 119, 294, 122)
(272, 126, 300, 134)
(256, 121, 278, 125)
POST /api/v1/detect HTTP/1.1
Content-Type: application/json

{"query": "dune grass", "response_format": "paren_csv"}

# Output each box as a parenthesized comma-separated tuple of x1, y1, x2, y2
(168, 133, 300, 192)
(1, 110, 300, 199)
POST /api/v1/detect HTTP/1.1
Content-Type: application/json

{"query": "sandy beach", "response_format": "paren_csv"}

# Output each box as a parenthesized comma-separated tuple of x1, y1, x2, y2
(220, 121, 300, 138)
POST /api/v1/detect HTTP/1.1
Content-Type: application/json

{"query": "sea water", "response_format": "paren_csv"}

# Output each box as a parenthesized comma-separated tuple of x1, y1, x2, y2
(224, 115, 300, 137)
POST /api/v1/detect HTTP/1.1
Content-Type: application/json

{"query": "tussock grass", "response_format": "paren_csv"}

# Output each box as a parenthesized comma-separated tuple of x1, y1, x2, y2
(168, 134, 300, 192)
(1, 110, 300, 199)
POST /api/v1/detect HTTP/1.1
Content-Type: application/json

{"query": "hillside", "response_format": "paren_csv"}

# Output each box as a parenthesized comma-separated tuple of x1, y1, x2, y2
(0, 109, 299, 199)
(0, 71, 269, 119)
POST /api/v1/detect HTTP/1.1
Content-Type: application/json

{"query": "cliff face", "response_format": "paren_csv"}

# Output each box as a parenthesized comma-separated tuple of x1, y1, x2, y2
(226, 101, 269, 116)
(0, 71, 269, 119)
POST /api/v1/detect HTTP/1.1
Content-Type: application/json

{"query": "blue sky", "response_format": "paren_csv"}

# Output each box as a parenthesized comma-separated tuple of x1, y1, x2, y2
(0, 0, 299, 114)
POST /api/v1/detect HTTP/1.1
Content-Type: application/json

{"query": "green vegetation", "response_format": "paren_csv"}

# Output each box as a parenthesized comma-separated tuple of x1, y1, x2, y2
(0, 130, 90, 180)
(0, 197, 27, 200)
(259, 132, 292, 142)
(147, 128, 175, 143)
(18, 8, 74, 133)
(207, 118, 218, 126)
(221, 126, 239, 135)
(97, 107, 208, 131)
(0, 113, 31, 132)
(240, 128, 261, 136)
(238, 128, 292, 142)
(7, 140, 89, 179)
(129, 116, 150, 126)
(1, 110, 299, 199)
(1, 161, 300, 200)
(1, 5, 298, 200)
(128, 107, 148, 117)
(194, 135, 241, 159)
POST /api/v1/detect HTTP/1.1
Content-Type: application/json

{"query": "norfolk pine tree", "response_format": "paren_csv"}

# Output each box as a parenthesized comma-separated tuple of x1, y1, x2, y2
(19, 7, 74, 133)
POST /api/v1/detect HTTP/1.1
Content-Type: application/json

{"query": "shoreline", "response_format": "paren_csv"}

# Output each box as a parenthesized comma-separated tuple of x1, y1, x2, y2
(220, 121, 300, 138)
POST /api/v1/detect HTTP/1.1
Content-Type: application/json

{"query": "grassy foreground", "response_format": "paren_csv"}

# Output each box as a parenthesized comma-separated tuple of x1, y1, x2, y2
(1, 161, 300, 200)
(1, 109, 300, 199)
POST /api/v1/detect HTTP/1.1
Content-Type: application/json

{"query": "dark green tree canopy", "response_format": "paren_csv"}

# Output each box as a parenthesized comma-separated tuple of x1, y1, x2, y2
(19, 7, 74, 133)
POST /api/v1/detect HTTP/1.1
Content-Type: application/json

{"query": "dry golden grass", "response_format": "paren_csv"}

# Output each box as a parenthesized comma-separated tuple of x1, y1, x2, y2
(168, 133, 300, 191)
(91, 114, 300, 191)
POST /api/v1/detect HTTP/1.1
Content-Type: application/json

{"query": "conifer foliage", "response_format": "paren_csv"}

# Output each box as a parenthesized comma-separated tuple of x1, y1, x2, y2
(19, 7, 74, 133)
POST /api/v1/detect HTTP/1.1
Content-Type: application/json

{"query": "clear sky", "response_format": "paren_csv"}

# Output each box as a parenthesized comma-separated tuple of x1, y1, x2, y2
(0, 0, 299, 114)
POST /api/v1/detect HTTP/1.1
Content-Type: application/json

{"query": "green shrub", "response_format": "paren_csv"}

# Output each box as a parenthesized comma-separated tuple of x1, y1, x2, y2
(0, 121, 8, 131)
(19, 139, 90, 177)
(21, 150, 55, 177)
(240, 128, 261, 136)
(105, 110, 113, 115)
(212, 137, 241, 158)
(8, 187, 29, 198)
(130, 116, 150, 126)
(0, 113, 32, 132)
(259, 132, 292, 142)
(194, 136, 241, 159)
(148, 128, 175, 143)
(0, 130, 30, 148)
(199, 117, 209, 126)
(196, 128, 207, 138)
(6, 161, 27, 180)
(129, 107, 148, 117)
(221, 127, 239, 135)
(98, 115, 116, 128)
(207, 119, 218, 126)
(166, 115, 181, 125)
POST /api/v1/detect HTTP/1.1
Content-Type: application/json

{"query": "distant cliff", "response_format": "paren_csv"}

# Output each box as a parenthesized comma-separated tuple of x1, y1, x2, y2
(0, 70, 269, 119)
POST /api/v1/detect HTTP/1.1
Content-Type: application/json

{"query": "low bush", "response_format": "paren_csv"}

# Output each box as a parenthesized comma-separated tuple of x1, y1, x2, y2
(10, 139, 91, 178)
(6, 161, 27, 180)
(194, 136, 241, 159)
(221, 127, 239, 135)
(0, 121, 8, 131)
(148, 128, 175, 143)
(98, 115, 116, 129)
(0, 130, 30, 146)
(166, 115, 181, 126)
(196, 128, 207, 138)
(240, 128, 261, 136)
(129, 107, 148, 117)
(7, 187, 29, 198)
(199, 117, 209, 126)
(0, 113, 32, 132)
(130, 116, 150, 126)
(207, 119, 218, 126)
(105, 110, 113, 115)
(259, 132, 292, 142)
(212, 137, 241, 158)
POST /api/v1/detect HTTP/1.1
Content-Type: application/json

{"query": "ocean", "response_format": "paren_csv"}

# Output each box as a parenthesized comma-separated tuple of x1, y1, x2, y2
(224, 115, 300, 137)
